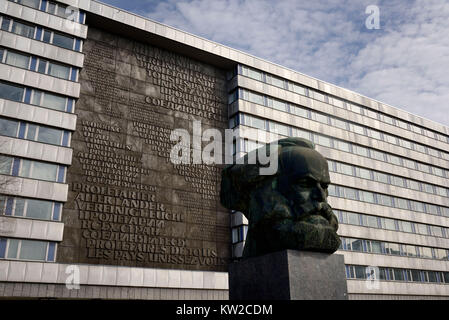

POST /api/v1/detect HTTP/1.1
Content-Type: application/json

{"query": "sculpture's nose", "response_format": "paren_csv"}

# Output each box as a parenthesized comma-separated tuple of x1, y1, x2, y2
(311, 183, 326, 202)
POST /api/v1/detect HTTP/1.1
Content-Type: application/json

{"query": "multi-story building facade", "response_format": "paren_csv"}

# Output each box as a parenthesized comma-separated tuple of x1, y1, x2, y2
(0, 0, 448, 300)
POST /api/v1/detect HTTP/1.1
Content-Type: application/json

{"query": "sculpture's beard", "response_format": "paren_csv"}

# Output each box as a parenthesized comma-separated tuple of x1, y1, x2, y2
(289, 200, 338, 231)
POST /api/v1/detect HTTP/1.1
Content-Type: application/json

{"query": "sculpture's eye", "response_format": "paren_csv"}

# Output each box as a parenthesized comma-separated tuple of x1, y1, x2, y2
(295, 177, 314, 188)
(321, 183, 329, 190)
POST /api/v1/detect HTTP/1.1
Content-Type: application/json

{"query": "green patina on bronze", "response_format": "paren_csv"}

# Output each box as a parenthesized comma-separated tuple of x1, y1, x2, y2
(221, 137, 341, 258)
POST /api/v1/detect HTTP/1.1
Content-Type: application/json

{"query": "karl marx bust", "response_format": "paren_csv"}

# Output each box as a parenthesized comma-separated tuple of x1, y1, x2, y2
(220, 137, 341, 258)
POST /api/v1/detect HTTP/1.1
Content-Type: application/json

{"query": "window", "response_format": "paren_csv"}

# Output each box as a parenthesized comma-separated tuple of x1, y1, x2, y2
(332, 97, 344, 108)
(388, 154, 402, 166)
(397, 120, 409, 130)
(430, 226, 443, 237)
(0, 81, 24, 102)
(411, 269, 421, 282)
(415, 223, 428, 235)
(414, 143, 426, 153)
(359, 191, 375, 204)
(384, 134, 397, 145)
(371, 150, 385, 161)
(346, 212, 360, 225)
(36, 126, 63, 145)
(368, 129, 382, 140)
(370, 241, 382, 254)
(399, 139, 412, 149)
(245, 67, 263, 81)
(337, 163, 353, 176)
(52, 32, 74, 50)
(350, 124, 365, 135)
(331, 118, 347, 130)
(383, 218, 396, 231)
(0, 118, 19, 137)
(41, 92, 67, 111)
(291, 83, 306, 95)
(391, 176, 406, 187)
(393, 269, 405, 281)
(434, 248, 447, 260)
(353, 145, 369, 157)
(428, 271, 438, 283)
(1, 17, 11, 31)
(268, 75, 284, 88)
(419, 247, 433, 259)
(271, 99, 287, 112)
(378, 194, 393, 207)
(294, 106, 309, 118)
(294, 128, 310, 140)
(270, 122, 288, 136)
(403, 159, 416, 169)
(5, 50, 30, 69)
(410, 200, 425, 213)
(315, 135, 332, 148)
(0, 155, 13, 174)
(383, 115, 394, 125)
(417, 163, 431, 173)
(354, 265, 366, 279)
(10, 0, 41, 9)
(1, 238, 55, 261)
(408, 180, 420, 191)
(312, 91, 326, 102)
(374, 172, 389, 184)
(335, 140, 351, 153)
(387, 243, 400, 255)
(404, 245, 417, 257)
(428, 147, 440, 158)
(426, 204, 439, 215)
(11, 20, 35, 38)
(344, 188, 358, 201)
(351, 239, 363, 252)
(365, 215, 378, 228)
(348, 103, 362, 114)
(400, 221, 413, 233)
(47, 61, 71, 79)
(396, 198, 409, 210)
(314, 112, 329, 124)
(356, 167, 371, 180)
(30, 161, 58, 181)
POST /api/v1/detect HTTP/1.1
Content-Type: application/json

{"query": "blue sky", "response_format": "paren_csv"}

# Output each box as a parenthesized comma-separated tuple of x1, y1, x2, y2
(99, 0, 449, 127)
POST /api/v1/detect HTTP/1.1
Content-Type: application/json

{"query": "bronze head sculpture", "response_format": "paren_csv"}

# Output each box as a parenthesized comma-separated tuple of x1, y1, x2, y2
(220, 137, 340, 258)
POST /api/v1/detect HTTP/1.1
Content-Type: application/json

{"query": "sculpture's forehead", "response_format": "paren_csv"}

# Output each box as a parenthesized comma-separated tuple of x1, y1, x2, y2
(280, 147, 330, 183)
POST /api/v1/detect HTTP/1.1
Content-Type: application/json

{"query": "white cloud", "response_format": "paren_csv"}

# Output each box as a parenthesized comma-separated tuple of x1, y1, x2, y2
(135, 0, 449, 127)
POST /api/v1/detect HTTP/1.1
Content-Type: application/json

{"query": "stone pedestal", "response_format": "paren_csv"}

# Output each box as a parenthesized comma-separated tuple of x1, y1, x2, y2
(229, 250, 348, 300)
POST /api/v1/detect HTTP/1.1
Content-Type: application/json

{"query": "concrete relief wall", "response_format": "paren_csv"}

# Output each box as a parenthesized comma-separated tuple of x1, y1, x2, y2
(57, 27, 231, 271)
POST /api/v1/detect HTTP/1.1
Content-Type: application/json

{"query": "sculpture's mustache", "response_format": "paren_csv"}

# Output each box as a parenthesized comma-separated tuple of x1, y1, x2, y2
(292, 201, 333, 221)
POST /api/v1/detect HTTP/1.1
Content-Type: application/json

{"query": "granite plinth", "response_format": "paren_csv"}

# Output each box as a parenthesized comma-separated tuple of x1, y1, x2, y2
(229, 250, 348, 300)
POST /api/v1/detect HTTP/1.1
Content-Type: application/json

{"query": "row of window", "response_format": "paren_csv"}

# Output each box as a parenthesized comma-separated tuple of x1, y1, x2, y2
(327, 159, 449, 198)
(234, 64, 449, 145)
(336, 209, 449, 239)
(0, 15, 82, 52)
(330, 184, 449, 219)
(339, 237, 448, 261)
(8, 0, 86, 23)
(346, 265, 449, 284)
(0, 237, 56, 262)
(0, 155, 66, 183)
(0, 81, 75, 113)
(0, 117, 71, 147)
(233, 113, 449, 179)
(0, 195, 61, 221)
(0, 47, 79, 81)
(231, 225, 248, 244)
(230, 87, 449, 162)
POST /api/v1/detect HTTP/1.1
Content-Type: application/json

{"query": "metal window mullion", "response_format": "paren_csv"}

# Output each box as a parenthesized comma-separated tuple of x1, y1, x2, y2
(23, 199, 29, 218)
